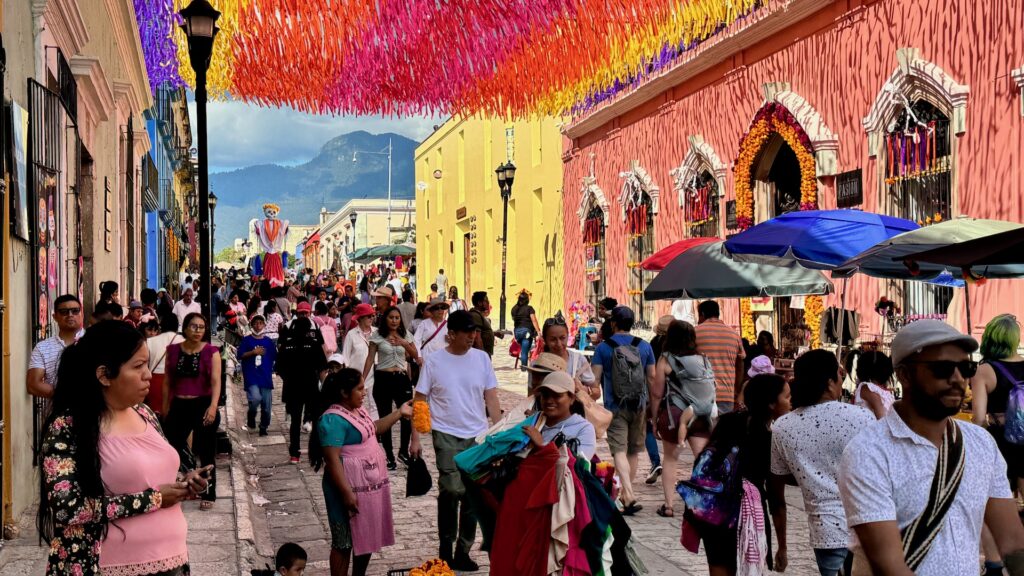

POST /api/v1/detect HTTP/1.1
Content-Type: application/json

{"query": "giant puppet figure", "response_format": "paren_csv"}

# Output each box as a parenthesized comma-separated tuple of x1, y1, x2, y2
(255, 203, 289, 287)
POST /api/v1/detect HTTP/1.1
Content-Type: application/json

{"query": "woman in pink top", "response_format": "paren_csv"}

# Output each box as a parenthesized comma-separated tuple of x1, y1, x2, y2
(38, 321, 209, 576)
(164, 312, 222, 510)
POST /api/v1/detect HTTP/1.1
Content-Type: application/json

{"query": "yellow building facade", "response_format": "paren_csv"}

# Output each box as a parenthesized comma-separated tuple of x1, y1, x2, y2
(415, 116, 564, 328)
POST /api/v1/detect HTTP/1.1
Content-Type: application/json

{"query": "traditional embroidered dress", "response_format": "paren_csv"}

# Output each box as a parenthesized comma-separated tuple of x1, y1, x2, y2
(323, 404, 395, 556)
(255, 216, 289, 287)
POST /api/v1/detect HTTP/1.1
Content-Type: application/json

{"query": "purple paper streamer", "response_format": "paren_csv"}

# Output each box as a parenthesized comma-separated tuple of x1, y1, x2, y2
(134, 0, 184, 92)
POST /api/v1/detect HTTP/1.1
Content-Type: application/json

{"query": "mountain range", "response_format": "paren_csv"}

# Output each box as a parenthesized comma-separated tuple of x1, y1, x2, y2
(211, 131, 417, 248)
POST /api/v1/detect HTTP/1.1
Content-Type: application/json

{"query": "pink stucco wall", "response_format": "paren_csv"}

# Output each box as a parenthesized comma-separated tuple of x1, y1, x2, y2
(562, 0, 1024, 338)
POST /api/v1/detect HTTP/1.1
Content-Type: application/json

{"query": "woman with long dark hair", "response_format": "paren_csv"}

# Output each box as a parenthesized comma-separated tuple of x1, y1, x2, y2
(38, 321, 206, 576)
(685, 374, 791, 575)
(98, 280, 120, 305)
(844, 348, 895, 419)
(309, 368, 412, 576)
(510, 291, 541, 371)
(361, 306, 419, 469)
(163, 312, 222, 510)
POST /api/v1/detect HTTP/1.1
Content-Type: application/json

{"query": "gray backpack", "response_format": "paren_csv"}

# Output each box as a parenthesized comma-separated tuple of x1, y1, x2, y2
(607, 337, 646, 408)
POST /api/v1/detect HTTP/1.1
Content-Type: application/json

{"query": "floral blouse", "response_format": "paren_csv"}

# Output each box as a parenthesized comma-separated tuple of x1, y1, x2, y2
(42, 405, 164, 576)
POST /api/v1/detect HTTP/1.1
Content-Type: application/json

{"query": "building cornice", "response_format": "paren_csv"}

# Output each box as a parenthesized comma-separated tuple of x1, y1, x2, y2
(36, 0, 90, 56)
(105, 0, 153, 112)
(563, 0, 835, 139)
(70, 56, 115, 124)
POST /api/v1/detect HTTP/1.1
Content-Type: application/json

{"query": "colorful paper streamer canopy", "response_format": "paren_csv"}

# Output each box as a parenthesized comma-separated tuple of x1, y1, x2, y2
(136, 0, 760, 118)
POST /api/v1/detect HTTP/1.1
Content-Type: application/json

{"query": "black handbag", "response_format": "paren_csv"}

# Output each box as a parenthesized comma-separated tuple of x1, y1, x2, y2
(406, 457, 432, 497)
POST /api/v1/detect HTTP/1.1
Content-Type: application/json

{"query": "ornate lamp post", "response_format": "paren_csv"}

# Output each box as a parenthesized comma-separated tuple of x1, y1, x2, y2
(349, 212, 358, 256)
(495, 161, 516, 331)
(179, 0, 220, 331)
(208, 189, 217, 258)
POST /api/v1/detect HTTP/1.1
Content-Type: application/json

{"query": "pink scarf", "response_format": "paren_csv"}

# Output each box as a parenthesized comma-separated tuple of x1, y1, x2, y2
(736, 479, 767, 576)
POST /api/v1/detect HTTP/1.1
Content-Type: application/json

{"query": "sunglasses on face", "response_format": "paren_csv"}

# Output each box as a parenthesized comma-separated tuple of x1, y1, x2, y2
(55, 307, 81, 316)
(905, 360, 978, 379)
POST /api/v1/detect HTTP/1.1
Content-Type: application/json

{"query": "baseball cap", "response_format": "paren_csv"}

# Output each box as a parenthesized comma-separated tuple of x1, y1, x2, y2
(537, 371, 575, 395)
(747, 355, 776, 378)
(129, 300, 143, 310)
(352, 303, 376, 319)
(610, 306, 634, 323)
(527, 352, 568, 374)
(890, 319, 978, 366)
(372, 286, 395, 299)
(327, 353, 345, 366)
(426, 297, 450, 310)
(157, 287, 167, 294)
(655, 315, 674, 336)
(447, 310, 479, 332)
(296, 302, 312, 313)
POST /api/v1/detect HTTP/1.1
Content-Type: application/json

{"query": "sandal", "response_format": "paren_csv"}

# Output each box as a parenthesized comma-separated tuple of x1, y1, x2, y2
(656, 504, 675, 518)
(199, 501, 214, 511)
(622, 501, 643, 516)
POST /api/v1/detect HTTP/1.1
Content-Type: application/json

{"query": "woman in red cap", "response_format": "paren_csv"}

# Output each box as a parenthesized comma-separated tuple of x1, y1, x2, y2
(342, 303, 378, 395)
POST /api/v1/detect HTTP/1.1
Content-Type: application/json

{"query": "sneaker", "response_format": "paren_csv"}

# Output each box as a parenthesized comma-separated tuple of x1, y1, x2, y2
(302, 422, 312, 434)
(645, 465, 663, 485)
(386, 459, 397, 471)
(397, 452, 411, 466)
(450, 551, 480, 572)
(259, 429, 269, 437)
(289, 456, 300, 465)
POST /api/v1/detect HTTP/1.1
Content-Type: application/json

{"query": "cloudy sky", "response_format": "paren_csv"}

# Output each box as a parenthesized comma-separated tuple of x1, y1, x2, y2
(188, 99, 439, 172)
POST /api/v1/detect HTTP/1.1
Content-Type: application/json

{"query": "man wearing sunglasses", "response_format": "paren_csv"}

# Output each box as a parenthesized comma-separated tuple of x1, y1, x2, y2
(27, 294, 85, 398)
(840, 320, 1024, 575)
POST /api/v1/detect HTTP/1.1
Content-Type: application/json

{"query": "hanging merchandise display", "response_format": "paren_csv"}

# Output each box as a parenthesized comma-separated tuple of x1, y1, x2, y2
(136, 0, 761, 117)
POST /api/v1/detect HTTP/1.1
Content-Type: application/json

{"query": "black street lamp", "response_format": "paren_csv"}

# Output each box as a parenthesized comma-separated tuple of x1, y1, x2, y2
(495, 161, 516, 331)
(180, 0, 220, 334)
(349, 212, 358, 256)
(209, 189, 218, 259)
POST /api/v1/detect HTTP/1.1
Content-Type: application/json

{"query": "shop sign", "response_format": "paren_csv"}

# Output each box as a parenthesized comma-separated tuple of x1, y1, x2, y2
(836, 169, 863, 208)
(456, 207, 467, 219)
(725, 200, 737, 229)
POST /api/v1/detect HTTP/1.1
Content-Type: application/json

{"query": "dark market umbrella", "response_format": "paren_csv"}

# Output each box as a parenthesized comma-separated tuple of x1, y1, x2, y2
(723, 209, 918, 270)
(640, 237, 719, 271)
(365, 244, 416, 259)
(644, 241, 833, 300)
(901, 226, 1024, 268)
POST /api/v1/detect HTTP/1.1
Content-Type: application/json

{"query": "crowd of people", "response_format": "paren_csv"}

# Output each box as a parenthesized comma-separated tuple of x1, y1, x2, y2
(26, 264, 1024, 576)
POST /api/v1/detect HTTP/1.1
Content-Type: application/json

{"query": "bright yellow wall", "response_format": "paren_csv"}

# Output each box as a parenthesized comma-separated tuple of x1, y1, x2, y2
(415, 116, 564, 329)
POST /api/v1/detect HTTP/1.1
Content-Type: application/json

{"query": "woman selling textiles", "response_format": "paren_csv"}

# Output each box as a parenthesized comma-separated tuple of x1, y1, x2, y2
(309, 368, 413, 576)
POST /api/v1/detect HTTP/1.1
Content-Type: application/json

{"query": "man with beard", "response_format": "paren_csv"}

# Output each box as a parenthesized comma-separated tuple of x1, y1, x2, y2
(839, 320, 1024, 575)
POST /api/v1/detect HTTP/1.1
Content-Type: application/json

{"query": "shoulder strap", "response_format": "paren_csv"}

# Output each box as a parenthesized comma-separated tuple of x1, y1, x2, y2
(990, 361, 1024, 386)
(422, 320, 447, 347)
(631, 337, 641, 347)
(900, 420, 966, 570)
(607, 338, 620, 350)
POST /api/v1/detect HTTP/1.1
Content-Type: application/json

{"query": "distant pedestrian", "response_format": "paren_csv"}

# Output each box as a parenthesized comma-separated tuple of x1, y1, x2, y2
(410, 310, 501, 571)
(27, 294, 85, 399)
(398, 288, 417, 330)
(341, 304, 377, 392)
(145, 313, 184, 418)
(510, 291, 540, 371)
(310, 369, 412, 576)
(163, 312, 222, 510)
(98, 280, 120, 305)
(695, 300, 745, 414)
(435, 268, 448, 296)
(591, 305, 655, 516)
(840, 320, 1024, 574)
(447, 286, 467, 312)
(239, 315, 278, 436)
(845, 349, 895, 419)
(414, 298, 450, 360)
(172, 288, 201, 330)
(429, 283, 439, 302)
(277, 317, 327, 464)
(361, 306, 419, 469)
(124, 300, 145, 329)
(468, 291, 497, 357)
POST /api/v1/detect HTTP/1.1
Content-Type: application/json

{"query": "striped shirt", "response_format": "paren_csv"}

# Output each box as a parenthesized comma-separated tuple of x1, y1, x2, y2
(695, 319, 745, 403)
(29, 330, 84, 389)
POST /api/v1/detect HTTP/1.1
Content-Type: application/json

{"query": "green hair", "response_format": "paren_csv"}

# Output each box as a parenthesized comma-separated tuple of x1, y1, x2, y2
(980, 314, 1021, 360)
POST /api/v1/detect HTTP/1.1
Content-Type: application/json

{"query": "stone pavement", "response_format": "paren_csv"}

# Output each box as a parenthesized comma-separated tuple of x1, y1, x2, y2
(234, 346, 822, 575)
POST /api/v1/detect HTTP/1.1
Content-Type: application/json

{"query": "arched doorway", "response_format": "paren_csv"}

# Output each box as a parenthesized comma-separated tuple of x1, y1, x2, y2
(749, 134, 809, 355)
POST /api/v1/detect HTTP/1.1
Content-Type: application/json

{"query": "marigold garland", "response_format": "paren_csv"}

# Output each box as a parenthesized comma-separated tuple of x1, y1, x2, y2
(412, 400, 432, 434)
(410, 559, 455, 576)
(734, 102, 820, 345)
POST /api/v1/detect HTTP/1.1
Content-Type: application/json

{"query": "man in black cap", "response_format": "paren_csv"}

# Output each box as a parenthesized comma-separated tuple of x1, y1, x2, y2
(411, 310, 501, 571)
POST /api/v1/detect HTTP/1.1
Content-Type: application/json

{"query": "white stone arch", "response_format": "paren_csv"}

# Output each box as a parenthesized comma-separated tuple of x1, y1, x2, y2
(618, 160, 660, 221)
(755, 82, 840, 177)
(577, 175, 610, 230)
(863, 47, 970, 157)
(670, 134, 727, 207)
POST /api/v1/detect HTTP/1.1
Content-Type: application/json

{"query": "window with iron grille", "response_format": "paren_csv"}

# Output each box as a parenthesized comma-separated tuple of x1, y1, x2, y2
(626, 196, 655, 329)
(885, 100, 954, 319)
(685, 170, 720, 238)
(583, 205, 606, 310)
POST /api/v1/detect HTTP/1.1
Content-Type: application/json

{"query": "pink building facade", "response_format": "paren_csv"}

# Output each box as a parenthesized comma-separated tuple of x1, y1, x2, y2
(562, 0, 1024, 345)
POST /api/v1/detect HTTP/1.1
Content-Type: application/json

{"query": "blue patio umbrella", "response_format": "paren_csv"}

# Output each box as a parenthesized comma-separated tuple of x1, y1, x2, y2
(722, 209, 919, 270)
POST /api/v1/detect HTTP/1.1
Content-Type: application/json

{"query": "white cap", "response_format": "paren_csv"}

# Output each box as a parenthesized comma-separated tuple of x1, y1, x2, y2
(890, 319, 978, 366)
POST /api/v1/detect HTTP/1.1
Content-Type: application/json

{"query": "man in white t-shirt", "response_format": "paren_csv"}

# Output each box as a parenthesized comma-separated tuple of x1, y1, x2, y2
(172, 288, 202, 329)
(435, 268, 448, 296)
(410, 310, 501, 572)
(839, 320, 1024, 575)
(771, 349, 876, 575)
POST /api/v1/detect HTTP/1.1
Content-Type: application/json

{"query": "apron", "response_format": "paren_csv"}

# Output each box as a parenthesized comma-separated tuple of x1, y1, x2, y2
(323, 405, 395, 556)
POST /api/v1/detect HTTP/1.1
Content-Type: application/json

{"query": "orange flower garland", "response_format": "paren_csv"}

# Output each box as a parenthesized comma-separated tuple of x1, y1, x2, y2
(735, 103, 820, 345)
(412, 400, 432, 433)
(410, 559, 455, 576)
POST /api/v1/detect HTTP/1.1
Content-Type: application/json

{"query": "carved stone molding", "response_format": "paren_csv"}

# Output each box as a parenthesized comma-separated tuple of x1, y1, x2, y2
(758, 82, 840, 177)
(618, 160, 660, 220)
(577, 175, 611, 230)
(670, 135, 728, 205)
(863, 47, 970, 157)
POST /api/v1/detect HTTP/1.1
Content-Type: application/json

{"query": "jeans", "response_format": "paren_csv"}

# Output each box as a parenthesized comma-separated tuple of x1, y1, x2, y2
(645, 421, 661, 468)
(432, 430, 485, 555)
(813, 548, 852, 576)
(164, 396, 219, 501)
(717, 401, 735, 414)
(372, 370, 413, 460)
(245, 384, 272, 432)
(514, 327, 533, 368)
